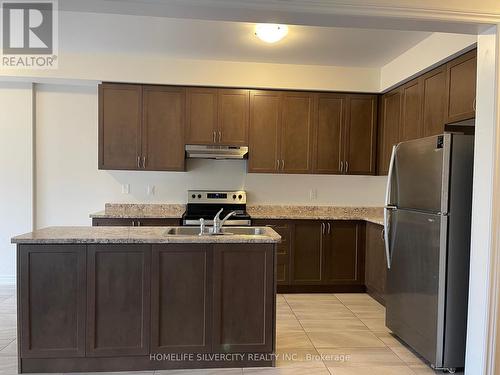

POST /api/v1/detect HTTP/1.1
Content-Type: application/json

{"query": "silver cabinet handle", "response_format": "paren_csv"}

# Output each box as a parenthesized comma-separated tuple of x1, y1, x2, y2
(137, 156, 141, 169)
(137, 220, 141, 226)
(345, 161, 348, 173)
(131, 220, 135, 226)
(327, 222, 331, 234)
(381, 228, 385, 242)
(473, 98, 476, 111)
(142, 156, 146, 169)
(218, 131, 222, 143)
(213, 131, 216, 143)
(275, 159, 279, 171)
(340, 161, 344, 173)
(281, 160, 285, 170)
(321, 222, 325, 235)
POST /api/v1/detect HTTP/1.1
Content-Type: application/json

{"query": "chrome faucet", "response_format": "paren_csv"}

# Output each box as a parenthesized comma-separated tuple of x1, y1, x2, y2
(199, 218, 206, 236)
(212, 208, 236, 234)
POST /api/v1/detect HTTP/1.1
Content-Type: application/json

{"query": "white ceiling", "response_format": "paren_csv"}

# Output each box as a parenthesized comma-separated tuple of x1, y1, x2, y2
(61, 13, 431, 68)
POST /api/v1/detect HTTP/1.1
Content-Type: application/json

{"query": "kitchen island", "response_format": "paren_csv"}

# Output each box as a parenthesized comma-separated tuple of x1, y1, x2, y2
(11, 226, 280, 373)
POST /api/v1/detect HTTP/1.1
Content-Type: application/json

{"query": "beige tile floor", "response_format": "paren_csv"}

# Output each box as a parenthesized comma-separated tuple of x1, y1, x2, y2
(0, 286, 461, 375)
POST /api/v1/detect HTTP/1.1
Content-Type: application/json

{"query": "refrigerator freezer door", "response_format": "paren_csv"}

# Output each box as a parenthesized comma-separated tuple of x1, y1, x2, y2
(391, 135, 450, 213)
(386, 208, 445, 367)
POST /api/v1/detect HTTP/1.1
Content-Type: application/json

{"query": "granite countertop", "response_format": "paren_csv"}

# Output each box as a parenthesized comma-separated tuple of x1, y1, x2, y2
(90, 204, 384, 226)
(11, 226, 281, 244)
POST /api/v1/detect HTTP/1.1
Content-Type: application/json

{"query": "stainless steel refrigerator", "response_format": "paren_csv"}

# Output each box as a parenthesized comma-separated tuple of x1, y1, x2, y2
(384, 133, 474, 372)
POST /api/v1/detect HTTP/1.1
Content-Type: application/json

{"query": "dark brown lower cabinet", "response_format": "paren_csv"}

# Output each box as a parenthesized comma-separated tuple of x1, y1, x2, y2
(365, 222, 387, 305)
(151, 244, 212, 353)
(18, 245, 86, 358)
(292, 221, 323, 284)
(212, 244, 275, 353)
(18, 242, 276, 373)
(254, 219, 365, 291)
(323, 221, 365, 285)
(92, 217, 181, 226)
(253, 220, 291, 285)
(86, 244, 151, 356)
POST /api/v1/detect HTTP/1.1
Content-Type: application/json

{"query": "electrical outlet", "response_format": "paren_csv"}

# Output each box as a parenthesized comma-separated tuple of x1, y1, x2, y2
(147, 185, 155, 195)
(121, 184, 130, 194)
(309, 188, 317, 200)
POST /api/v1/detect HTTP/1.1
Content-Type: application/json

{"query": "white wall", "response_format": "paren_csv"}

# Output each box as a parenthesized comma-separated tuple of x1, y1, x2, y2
(379, 32, 477, 91)
(35, 84, 387, 228)
(0, 83, 33, 283)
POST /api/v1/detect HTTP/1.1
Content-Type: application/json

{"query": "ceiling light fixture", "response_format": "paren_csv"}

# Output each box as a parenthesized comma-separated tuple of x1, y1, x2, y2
(255, 23, 288, 43)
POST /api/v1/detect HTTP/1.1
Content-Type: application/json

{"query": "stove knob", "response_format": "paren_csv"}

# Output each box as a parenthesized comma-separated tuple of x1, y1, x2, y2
(191, 194, 196, 199)
(232, 194, 237, 200)
(238, 194, 243, 200)
(197, 194, 202, 199)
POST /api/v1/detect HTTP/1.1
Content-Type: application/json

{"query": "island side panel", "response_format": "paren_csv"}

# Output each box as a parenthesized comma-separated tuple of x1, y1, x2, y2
(18, 245, 87, 359)
(212, 243, 275, 354)
(86, 244, 151, 357)
(151, 244, 213, 353)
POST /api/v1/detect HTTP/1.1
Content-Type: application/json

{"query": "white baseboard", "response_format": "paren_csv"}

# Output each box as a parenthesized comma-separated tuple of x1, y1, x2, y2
(0, 276, 15, 285)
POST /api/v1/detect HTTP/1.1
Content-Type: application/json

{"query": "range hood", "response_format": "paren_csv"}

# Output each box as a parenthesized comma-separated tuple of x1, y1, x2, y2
(185, 145, 248, 160)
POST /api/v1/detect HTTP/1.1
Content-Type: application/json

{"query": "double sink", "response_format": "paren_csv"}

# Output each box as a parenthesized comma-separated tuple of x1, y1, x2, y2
(165, 226, 265, 236)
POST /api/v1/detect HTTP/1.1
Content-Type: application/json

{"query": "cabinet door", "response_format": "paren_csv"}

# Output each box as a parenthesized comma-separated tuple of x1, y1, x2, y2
(151, 244, 212, 353)
(422, 66, 447, 137)
(248, 90, 281, 173)
(400, 78, 423, 141)
(313, 94, 344, 174)
(365, 222, 387, 305)
(19, 245, 86, 358)
(323, 221, 364, 285)
(378, 88, 402, 175)
(292, 221, 323, 284)
(87, 244, 150, 356)
(185, 87, 218, 144)
(344, 95, 377, 175)
(253, 219, 291, 285)
(99, 83, 142, 170)
(446, 49, 477, 123)
(280, 92, 314, 174)
(218, 89, 249, 145)
(142, 86, 185, 171)
(212, 244, 274, 353)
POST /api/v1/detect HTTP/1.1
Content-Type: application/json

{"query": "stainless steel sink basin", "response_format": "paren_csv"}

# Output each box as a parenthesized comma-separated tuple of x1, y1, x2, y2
(165, 227, 265, 236)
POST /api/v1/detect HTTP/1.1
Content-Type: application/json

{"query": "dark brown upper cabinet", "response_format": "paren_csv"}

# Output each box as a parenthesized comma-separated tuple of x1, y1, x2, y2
(99, 83, 185, 171)
(422, 65, 447, 137)
(185, 87, 249, 146)
(446, 49, 477, 123)
(344, 95, 378, 175)
(400, 78, 423, 141)
(248, 90, 282, 173)
(280, 91, 314, 174)
(99, 83, 142, 170)
(313, 93, 345, 174)
(248, 90, 313, 174)
(142, 86, 185, 171)
(378, 87, 402, 175)
(313, 94, 376, 175)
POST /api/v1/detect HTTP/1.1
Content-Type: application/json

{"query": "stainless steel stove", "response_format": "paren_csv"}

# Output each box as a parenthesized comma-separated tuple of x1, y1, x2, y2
(182, 190, 251, 226)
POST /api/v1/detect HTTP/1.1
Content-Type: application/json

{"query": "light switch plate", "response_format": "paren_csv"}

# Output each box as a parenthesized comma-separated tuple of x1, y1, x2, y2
(147, 185, 155, 195)
(121, 184, 130, 194)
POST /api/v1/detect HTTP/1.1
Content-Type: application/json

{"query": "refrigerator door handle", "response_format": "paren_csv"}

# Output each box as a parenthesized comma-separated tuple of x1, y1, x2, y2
(384, 144, 398, 269)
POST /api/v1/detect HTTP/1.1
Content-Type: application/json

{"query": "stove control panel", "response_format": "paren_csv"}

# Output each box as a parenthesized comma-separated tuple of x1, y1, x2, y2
(187, 190, 247, 204)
